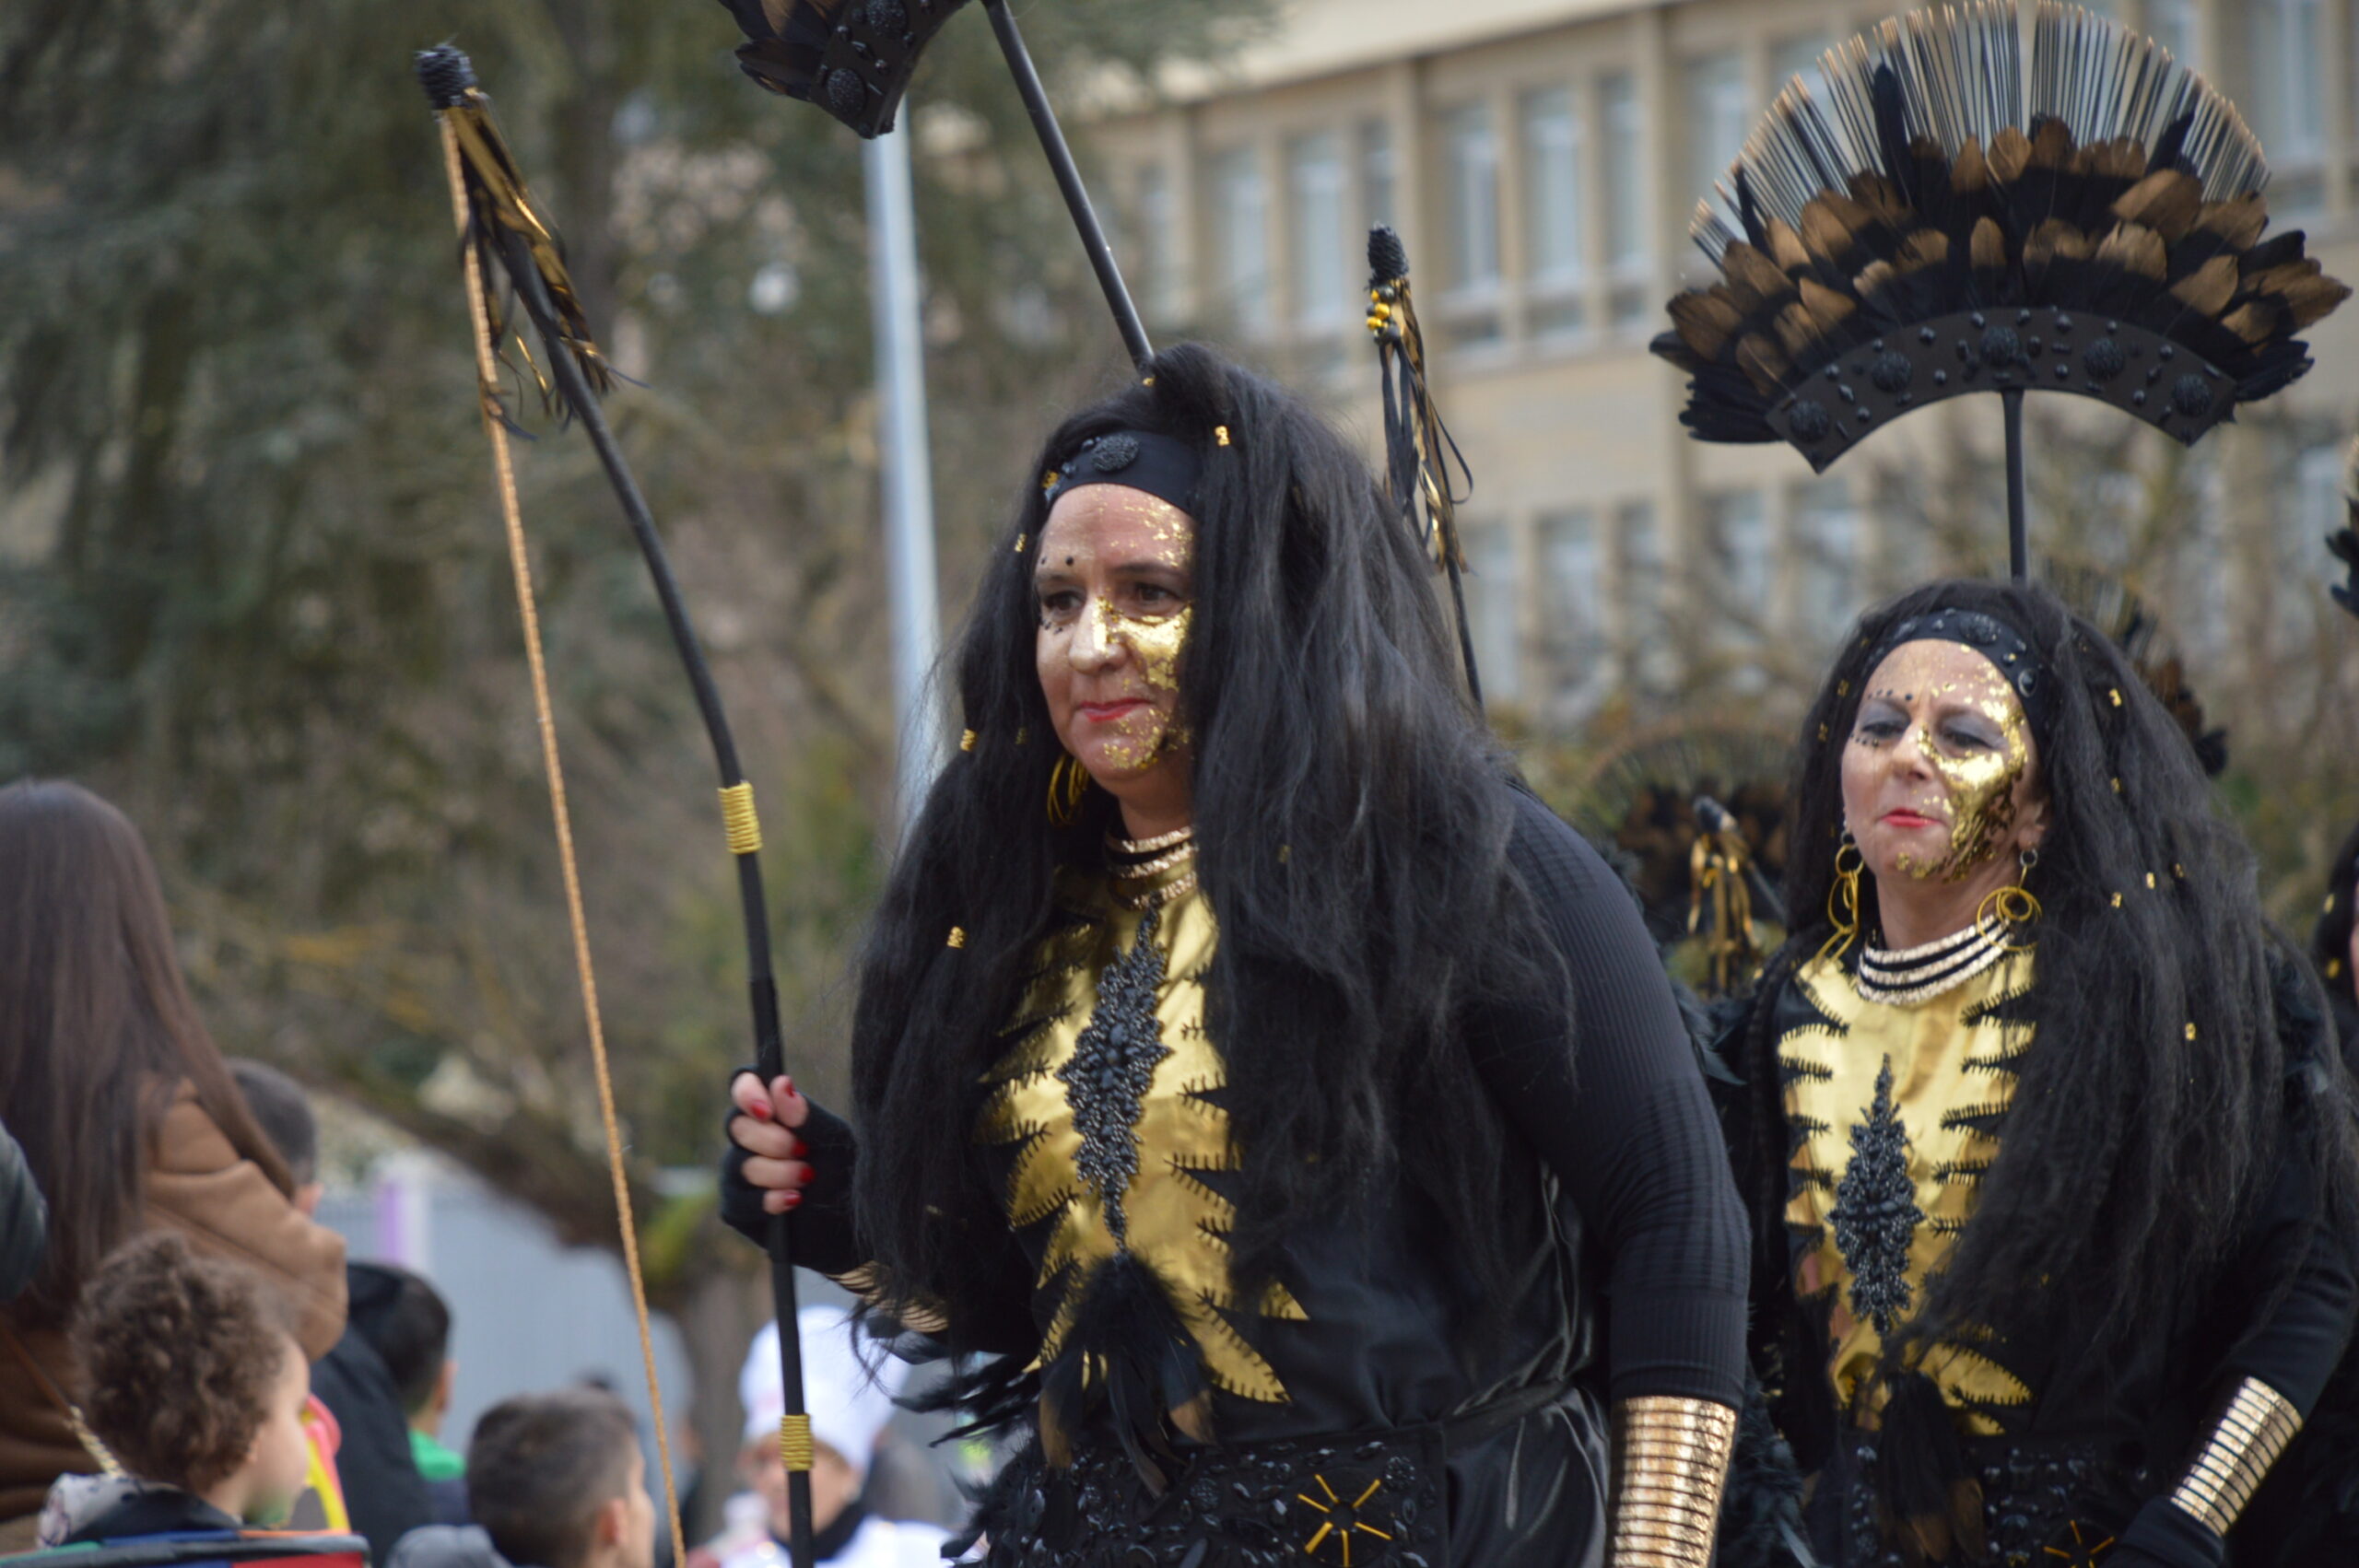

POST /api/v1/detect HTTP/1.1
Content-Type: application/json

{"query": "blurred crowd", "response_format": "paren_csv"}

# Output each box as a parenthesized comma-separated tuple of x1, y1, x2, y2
(0, 779, 945, 1568)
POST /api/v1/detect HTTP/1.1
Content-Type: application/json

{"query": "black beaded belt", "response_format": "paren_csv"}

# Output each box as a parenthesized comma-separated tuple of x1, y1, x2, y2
(1818, 1429, 2142, 1568)
(978, 1380, 1577, 1567)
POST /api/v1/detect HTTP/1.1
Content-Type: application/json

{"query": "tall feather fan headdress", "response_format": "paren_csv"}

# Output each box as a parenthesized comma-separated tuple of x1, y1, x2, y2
(1651, 0, 2350, 578)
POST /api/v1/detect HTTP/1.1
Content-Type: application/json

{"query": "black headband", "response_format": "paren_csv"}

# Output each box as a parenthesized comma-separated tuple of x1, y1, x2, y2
(1041, 429, 1203, 519)
(1860, 606, 2059, 738)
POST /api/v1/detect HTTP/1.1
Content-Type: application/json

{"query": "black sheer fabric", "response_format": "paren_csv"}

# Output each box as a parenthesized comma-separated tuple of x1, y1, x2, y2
(722, 784, 1747, 1563)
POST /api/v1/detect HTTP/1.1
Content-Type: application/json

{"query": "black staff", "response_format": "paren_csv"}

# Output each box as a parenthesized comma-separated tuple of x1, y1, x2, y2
(416, 45, 818, 1568)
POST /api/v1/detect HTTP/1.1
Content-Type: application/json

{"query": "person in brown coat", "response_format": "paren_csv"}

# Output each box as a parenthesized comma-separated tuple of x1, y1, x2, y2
(0, 780, 346, 1549)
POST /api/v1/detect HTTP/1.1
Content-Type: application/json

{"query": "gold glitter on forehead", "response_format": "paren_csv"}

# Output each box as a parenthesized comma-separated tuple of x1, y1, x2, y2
(1040, 483, 1198, 563)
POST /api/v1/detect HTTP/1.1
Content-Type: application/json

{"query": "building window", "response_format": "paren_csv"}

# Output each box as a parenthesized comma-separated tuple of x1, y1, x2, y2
(1360, 119, 1396, 234)
(1520, 86, 1587, 338)
(1616, 498, 1673, 688)
(1538, 508, 1605, 705)
(1438, 103, 1503, 345)
(1134, 162, 1180, 323)
(1794, 476, 1861, 638)
(1464, 520, 1521, 703)
(1705, 488, 1770, 621)
(2250, 1, 2323, 184)
(1285, 131, 1352, 341)
(1684, 52, 1749, 214)
(1208, 146, 1272, 333)
(1600, 71, 1649, 325)
(2148, 0, 2200, 66)
(1701, 489, 1768, 688)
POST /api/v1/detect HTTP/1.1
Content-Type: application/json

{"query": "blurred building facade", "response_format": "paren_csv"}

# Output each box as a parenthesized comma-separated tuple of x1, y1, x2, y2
(1090, 0, 2359, 728)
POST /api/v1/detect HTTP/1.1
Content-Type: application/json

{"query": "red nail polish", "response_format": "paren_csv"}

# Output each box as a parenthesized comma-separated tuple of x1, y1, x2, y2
(791, 1140, 806, 1158)
(780, 1075, 795, 1097)
(747, 1098, 772, 1121)
(782, 1190, 802, 1210)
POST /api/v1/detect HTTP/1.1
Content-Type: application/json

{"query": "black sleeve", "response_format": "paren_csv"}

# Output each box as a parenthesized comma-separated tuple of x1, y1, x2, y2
(2212, 980, 2359, 1413)
(1463, 788, 1752, 1409)
(719, 1090, 864, 1279)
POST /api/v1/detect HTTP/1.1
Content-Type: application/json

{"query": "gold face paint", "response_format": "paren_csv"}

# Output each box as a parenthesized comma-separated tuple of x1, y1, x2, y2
(1084, 601, 1191, 774)
(1850, 642, 2032, 884)
(1034, 484, 1197, 782)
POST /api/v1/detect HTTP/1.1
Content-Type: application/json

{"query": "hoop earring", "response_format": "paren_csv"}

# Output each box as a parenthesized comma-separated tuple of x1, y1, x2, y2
(1975, 848, 2044, 945)
(1046, 754, 1089, 827)
(1817, 836, 1864, 964)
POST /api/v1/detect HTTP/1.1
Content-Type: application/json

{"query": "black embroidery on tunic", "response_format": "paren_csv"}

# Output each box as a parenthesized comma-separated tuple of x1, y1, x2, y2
(1832, 1056, 1923, 1336)
(1056, 903, 1171, 1246)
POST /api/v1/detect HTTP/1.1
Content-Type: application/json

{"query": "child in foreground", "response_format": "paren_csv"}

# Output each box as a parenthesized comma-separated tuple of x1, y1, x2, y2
(39, 1233, 314, 1545)
(389, 1389, 653, 1568)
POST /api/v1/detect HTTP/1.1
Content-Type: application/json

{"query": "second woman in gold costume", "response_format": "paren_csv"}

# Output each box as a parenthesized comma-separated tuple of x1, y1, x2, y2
(1719, 580, 2358, 1568)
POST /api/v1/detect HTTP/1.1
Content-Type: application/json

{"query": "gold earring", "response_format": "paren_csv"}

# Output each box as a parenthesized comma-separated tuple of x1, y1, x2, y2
(1975, 848, 2043, 946)
(1046, 754, 1089, 827)
(1818, 837, 1864, 964)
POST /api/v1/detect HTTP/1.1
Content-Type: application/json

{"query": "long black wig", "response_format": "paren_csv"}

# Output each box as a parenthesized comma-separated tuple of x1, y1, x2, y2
(1747, 578, 2359, 1398)
(844, 343, 1557, 1352)
(2312, 819, 2359, 1045)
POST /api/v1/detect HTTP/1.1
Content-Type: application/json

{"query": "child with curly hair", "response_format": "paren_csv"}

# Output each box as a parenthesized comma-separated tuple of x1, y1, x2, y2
(38, 1232, 315, 1546)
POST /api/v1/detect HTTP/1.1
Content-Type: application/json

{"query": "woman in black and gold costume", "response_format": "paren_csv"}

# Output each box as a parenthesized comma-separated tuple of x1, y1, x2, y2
(1719, 579, 2358, 1568)
(721, 345, 1748, 1565)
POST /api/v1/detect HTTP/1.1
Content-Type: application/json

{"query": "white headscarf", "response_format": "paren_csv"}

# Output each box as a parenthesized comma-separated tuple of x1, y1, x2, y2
(738, 1305, 908, 1482)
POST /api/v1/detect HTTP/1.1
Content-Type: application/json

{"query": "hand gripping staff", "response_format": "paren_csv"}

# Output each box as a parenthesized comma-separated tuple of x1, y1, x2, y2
(413, 45, 816, 1568)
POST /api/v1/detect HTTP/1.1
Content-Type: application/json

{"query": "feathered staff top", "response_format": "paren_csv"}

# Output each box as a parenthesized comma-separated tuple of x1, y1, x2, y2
(1651, 0, 2350, 473)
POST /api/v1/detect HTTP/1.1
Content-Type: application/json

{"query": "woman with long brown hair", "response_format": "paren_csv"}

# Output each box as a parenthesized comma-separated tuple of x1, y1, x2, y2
(0, 779, 345, 1544)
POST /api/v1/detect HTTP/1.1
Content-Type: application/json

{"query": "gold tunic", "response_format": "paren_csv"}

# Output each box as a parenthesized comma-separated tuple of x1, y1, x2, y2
(1779, 947, 2036, 1432)
(973, 860, 1304, 1402)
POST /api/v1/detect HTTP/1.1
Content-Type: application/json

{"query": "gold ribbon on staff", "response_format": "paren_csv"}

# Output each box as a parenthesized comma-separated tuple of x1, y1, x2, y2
(428, 59, 614, 423)
(1687, 825, 1763, 996)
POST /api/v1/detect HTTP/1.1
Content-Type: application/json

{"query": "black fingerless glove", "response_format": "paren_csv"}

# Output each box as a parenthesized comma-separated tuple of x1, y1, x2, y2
(714, 1071, 863, 1275)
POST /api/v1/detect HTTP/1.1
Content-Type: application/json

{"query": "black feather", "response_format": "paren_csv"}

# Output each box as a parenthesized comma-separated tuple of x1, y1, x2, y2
(1036, 1251, 1211, 1495)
